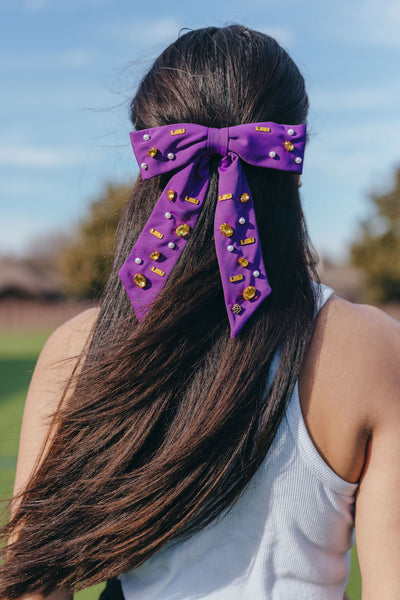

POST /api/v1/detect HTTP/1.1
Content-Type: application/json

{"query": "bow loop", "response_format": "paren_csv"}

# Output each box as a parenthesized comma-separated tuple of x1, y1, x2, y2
(130, 124, 209, 181)
(227, 122, 306, 171)
(120, 121, 306, 338)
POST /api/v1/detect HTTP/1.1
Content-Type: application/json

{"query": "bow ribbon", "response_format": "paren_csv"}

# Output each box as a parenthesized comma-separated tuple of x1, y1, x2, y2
(119, 122, 306, 338)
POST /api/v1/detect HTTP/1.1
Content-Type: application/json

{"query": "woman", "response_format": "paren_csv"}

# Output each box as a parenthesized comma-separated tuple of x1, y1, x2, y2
(1, 24, 400, 600)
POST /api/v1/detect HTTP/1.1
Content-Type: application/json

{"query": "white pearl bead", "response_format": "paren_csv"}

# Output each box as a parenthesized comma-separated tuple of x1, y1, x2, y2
(239, 217, 246, 224)
(288, 128, 294, 135)
(165, 212, 172, 219)
(269, 151, 276, 158)
(143, 133, 150, 140)
(168, 241, 175, 249)
(167, 152, 175, 160)
(295, 157, 302, 164)
(253, 270, 260, 277)
(227, 245, 234, 252)
(135, 257, 142, 265)
(140, 162, 148, 170)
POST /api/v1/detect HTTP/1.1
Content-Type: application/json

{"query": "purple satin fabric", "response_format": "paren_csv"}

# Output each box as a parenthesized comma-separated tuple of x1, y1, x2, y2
(119, 122, 306, 338)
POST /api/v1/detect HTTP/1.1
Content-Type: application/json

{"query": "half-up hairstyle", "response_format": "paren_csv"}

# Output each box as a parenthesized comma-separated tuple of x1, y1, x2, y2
(0, 24, 320, 596)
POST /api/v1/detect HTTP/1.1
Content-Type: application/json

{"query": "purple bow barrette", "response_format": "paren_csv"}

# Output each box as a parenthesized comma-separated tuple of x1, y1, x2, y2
(119, 122, 306, 338)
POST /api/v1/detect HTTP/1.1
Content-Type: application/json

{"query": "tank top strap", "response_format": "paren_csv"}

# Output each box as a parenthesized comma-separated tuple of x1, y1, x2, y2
(266, 280, 335, 387)
(310, 279, 335, 317)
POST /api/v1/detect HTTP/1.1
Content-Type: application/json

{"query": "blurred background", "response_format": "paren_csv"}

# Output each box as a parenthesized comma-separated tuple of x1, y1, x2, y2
(1, 1, 400, 598)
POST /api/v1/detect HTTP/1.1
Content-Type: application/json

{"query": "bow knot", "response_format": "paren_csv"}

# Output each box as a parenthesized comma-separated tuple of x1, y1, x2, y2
(207, 126, 229, 157)
(119, 122, 306, 338)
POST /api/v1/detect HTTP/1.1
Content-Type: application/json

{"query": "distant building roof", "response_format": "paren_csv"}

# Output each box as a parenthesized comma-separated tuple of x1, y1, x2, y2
(0, 257, 61, 299)
(317, 255, 366, 303)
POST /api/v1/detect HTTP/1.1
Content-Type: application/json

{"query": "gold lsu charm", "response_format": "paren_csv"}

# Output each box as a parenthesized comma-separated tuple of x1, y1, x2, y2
(185, 196, 199, 205)
(240, 237, 255, 246)
(150, 227, 164, 239)
(218, 193, 233, 201)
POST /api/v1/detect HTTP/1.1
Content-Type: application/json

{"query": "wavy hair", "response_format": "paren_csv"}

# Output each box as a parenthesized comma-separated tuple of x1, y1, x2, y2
(0, 24, 320, 596)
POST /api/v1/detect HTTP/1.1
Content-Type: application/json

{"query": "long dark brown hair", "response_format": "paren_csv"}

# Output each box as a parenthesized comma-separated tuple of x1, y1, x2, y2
(0, 24, 320, 596)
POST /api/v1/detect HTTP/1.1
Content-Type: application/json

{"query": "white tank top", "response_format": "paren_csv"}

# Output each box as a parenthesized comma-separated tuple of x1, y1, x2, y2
(119, 282, 359, 599)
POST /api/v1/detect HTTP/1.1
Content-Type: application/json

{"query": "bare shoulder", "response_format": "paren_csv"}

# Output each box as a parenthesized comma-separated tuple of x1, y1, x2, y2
(317, 294, 400, 426)
(25, 304, 100, 421)
(323, 292, 400, 339)
(322, 298, 400, 595)
(299, 292, 400, 482)
(13, 306, 101, 500)
(39, 306, 100, 368)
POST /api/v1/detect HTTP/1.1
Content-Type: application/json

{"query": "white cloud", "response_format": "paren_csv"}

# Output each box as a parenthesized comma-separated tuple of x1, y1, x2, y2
(303, 115, 400, 225)
(0, 49, 94, 71)
(305, 131, 400, 184)
(306, 147, 378, 179)
(24, 0, 48, 12)
(364, 0, 400, 46)
(324, 0, 400, 47)
(308, 114, 400, 149)
(62, 49, 94, 68)
(310, 86, 400, 113)
(1, 85, 113, 111)
(0, 176, 57, 198)
(0, 217, 51, 256)
(0, 146, 84, 168)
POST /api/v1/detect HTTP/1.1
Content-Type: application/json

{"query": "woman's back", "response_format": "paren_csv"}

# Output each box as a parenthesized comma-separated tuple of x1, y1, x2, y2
(117, 282, 355, 599)
(9, 279, 400, 599)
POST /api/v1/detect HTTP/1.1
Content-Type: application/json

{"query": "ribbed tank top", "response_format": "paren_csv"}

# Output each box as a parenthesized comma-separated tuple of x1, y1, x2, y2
(119, 282, 359, 599)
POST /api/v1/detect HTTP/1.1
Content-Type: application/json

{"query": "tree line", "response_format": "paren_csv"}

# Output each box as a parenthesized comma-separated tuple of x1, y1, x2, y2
(56, 169, 400, 304)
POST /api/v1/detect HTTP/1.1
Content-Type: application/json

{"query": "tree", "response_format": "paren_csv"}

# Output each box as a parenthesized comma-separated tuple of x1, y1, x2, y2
(58, 182, 131, 299)
(350, 167, 400, 303)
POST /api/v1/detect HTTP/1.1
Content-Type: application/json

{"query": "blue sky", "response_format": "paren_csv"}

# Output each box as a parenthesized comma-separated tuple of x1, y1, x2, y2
(1, 0, 400, 261)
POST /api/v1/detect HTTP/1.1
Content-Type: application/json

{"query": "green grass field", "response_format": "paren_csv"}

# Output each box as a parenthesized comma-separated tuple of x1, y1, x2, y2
(0, 330, 361, 599)
(0, 331, 104, 600)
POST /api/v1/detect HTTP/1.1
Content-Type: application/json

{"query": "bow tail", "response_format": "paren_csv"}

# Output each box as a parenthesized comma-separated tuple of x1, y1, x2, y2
(119, 159, 210, 322)
(214, 154, 272, 338)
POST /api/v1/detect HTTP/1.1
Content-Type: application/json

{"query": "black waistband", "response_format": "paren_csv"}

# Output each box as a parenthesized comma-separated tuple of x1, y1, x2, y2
(99, 579, 124, 600)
